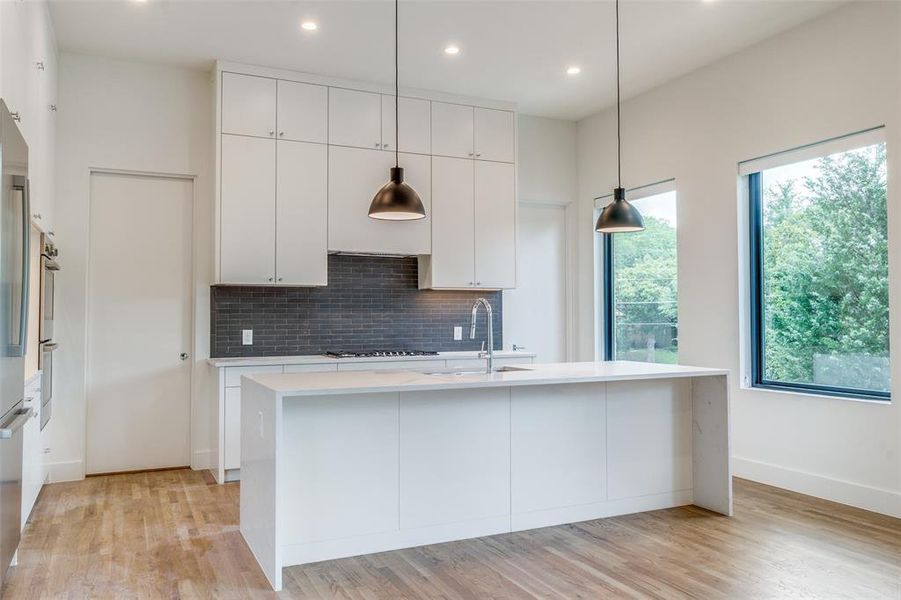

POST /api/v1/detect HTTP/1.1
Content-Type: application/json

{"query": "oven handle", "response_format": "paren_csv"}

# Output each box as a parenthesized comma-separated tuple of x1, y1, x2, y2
(0, 407, 33, 439)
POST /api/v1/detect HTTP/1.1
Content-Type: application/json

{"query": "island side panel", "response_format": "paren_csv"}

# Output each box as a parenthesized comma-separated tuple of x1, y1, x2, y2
(606, 378, 693, 502)
(239, 378, 283, 591)
(690, 374, 732, 516)
(510, 383, 608, 530)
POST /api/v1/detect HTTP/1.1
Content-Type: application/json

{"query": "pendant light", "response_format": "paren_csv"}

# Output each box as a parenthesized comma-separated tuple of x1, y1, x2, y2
(595, 0, 644, 233)
(369, 0, 426, 220)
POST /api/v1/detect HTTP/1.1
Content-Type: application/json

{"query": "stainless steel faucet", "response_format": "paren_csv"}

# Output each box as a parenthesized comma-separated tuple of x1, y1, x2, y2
(470, 298, 494, 373)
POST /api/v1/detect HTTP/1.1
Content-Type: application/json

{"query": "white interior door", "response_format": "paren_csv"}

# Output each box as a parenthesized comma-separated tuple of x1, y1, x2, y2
(503, 204, 567, 361)
(86, 172, 193, 474)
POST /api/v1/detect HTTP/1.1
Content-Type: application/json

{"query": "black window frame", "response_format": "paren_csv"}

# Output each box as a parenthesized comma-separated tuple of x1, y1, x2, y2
(748, 168, 891, 402)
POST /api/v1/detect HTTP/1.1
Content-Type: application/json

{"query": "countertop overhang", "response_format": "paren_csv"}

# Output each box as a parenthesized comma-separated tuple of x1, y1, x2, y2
(245, 361, 729, 397)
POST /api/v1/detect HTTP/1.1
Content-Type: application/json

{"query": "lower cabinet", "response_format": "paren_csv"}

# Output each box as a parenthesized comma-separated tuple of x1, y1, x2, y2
(22, 376, 43, 528)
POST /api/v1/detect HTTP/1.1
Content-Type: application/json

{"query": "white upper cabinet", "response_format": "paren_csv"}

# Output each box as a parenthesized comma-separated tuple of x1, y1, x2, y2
(276, 140, 328, 285)
(221, 72, 277, 138)
(381, 96, 431, 155)
(220, 134, 277, 284)
(474, 108, 515, 163)
(474, 161, 516, 288)
(328, 146, 431, 255)
(328, 88, 382, 149)
(276, 80, 328, 144)
(427, 157, 475, 287)
(431, 102, 474, 159)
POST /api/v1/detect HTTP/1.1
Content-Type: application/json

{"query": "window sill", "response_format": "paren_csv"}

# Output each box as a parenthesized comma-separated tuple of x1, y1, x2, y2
(742, 382, 891, 404)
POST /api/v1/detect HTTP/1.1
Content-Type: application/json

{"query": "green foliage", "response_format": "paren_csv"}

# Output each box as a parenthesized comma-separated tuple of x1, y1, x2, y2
(613, 214, 678, 363)
(761, 144, 889, 389)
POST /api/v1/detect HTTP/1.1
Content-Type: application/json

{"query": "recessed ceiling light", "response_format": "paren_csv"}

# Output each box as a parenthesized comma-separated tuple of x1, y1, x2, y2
(566, 66, 581, 75)
(301, 21, 318, 31)
(444, 45, 460, 56)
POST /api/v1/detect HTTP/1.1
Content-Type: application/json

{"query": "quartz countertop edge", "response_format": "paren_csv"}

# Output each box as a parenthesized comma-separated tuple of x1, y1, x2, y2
(244, 361, 729, 397)
(207, 350, 536, 368)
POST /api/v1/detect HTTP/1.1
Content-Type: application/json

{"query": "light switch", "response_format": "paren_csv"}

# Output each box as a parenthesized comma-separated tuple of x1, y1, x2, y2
(242, 329, 253, 345)
(453, 326, 463, 341)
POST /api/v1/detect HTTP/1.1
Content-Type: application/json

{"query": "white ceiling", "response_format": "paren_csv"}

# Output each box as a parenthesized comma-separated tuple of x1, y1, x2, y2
(49, 0, 844, 120)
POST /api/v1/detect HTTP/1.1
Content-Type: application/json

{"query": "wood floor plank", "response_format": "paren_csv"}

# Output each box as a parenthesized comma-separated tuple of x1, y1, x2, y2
(2, 471, 898, 599)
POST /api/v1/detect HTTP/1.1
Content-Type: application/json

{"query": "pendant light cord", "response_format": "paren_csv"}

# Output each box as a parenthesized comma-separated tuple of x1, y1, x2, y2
(395, 0, 400, 169)
(615, 0, 622, 189)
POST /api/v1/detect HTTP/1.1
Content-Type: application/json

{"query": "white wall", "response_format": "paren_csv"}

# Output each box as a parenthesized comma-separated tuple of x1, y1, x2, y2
(575, 1, 901, 516)
(53, 54, 214, 481)
(510, 115, 578, 359)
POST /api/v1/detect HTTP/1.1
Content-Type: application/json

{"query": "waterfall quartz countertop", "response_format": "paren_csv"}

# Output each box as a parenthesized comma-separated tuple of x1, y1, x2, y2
(244, 361, 729, 396)
(239, 359, 732, 591)
(207, 350, 535, 368)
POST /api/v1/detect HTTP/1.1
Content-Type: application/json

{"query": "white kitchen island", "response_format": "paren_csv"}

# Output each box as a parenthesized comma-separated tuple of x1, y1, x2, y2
(240, 361, 731, 591)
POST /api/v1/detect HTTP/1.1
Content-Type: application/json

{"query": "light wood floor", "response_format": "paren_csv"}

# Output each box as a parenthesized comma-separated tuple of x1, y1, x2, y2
(2, 469, 898, 599)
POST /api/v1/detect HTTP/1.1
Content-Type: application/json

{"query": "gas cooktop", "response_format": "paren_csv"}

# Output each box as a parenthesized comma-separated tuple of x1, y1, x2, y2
(323, 350, 439, 359)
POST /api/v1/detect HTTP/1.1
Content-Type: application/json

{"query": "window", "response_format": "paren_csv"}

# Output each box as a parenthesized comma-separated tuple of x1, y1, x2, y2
(745, 128, 890, 400)
(598, 184, 678, 364)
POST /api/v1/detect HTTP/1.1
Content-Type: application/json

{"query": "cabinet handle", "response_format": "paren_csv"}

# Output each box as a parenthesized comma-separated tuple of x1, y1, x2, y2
(268, 277, 274, 282)
(35, 61, 45, 71)
(476, 153, 482, 157)
(383, 143, 390, 149)
(279, 131, 284, 137)
(476, 281, 482, 286)
(269, 130, 275, 137)
(32, 213, 41, 220)
(10, 112, 20, 122)
(277, 277, 283, 282)
(468, 152, 473, 157)
(49, 104, 57, 112)
(375, 142, 381, 148)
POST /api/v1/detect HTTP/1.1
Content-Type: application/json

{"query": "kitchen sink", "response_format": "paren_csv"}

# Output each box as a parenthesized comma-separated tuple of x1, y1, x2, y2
(421, 365, 534, 376)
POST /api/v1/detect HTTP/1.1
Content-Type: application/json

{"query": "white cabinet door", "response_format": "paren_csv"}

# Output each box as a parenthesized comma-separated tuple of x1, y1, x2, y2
(328, 87, 382, 149)
(328, 146, 431, 255)
(221, 73, 277, 138)
(224, 387, 241, 470)
(474, 161, 516, 288)
(21, 395, 41, 527)
(381, 96, 431, 155)
(276, 140, 327, 285)
(277, 80, 328, 144)
(474, 108, 515, 163)
(220, 134, 276, 284)
(431, 102, 474, 159)
(430, 156, 475, 287)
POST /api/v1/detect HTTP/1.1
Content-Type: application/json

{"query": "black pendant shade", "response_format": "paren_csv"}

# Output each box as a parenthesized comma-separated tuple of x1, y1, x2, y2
(369, 167, 425, 220)
(368, 0, 426, 221)
(597, 0, 645, 234)
(595, 187, 644, 233)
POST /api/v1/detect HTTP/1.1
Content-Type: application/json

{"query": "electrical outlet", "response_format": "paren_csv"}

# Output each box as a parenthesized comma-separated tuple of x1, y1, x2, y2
(454, 326, 463, 341)
(242, 329, 253, 345)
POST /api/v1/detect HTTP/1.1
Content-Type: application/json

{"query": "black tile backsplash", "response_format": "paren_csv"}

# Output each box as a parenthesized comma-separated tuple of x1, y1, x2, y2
(210, 255, 502, 357)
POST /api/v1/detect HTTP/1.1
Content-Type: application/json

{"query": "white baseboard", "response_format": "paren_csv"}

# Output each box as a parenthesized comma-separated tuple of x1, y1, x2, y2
(47, 459, 84, 483)
(191, 449, 213, 471)
(733, 456, 901, 518)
